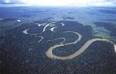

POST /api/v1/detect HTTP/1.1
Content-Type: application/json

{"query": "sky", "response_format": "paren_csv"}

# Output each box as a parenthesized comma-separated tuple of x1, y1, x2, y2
(0, 0, 116, 7)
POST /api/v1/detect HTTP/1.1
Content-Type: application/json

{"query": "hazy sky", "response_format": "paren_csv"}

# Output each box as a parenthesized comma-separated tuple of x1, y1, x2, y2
(0, 0, 115, 6)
